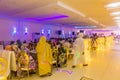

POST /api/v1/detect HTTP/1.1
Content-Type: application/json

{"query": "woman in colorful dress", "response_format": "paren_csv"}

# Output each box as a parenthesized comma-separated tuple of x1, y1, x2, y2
(17, 51, 29, 77)
(57, 43, 67, 67)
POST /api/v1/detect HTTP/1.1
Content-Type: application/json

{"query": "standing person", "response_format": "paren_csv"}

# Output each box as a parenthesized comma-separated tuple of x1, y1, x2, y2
(34, 39, 38, 47)
(36, 36, 52, 76)
(91, 33, 98, 50)
(16, 39, 22, 49)
(72, 33, 88, 68)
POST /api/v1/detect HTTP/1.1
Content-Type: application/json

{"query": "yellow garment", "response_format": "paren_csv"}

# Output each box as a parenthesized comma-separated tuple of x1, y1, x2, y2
(0, 64, 1, 70)
(36, 36, 52, 76)
(0, 58, 8, 80)
(22, 51, 29, 66)
(18, 51, 30, 68)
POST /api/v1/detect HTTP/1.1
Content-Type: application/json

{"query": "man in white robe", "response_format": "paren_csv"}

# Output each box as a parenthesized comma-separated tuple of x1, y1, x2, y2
(72, 33, 88, 68)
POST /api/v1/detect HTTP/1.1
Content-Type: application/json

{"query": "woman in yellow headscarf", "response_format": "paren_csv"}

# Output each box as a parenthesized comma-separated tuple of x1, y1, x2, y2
(36, 36, 52, 76)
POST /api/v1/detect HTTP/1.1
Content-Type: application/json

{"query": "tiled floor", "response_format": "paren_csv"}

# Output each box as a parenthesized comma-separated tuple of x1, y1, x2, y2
(12, 43, 120, 80)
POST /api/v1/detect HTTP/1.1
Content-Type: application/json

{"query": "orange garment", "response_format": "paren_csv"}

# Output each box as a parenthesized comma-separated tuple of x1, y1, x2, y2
(5, 45, 11, 51)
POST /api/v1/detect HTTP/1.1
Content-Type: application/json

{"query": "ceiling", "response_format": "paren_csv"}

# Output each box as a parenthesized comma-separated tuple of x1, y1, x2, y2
(0, 0, 118, 28)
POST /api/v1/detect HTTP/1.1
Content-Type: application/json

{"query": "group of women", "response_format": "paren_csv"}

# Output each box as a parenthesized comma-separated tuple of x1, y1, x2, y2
(1, 36, 71, 78)
(0, 32, 114, 79)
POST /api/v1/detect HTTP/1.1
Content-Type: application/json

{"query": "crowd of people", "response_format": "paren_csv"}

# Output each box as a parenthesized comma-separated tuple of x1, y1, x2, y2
(0, 36, 74, 77)
(0, 32, 114, 78)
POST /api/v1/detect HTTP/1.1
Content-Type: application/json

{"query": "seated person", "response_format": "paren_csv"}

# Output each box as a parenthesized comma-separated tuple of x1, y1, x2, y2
(57, 43, 67, 67)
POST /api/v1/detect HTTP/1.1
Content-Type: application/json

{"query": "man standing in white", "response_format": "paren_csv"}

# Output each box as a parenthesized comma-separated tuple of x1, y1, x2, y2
(72, 32, 88, 68)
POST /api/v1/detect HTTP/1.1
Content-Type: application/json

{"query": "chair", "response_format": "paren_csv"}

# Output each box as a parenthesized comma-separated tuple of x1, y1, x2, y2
(18, 51, 30, 80)
(0, 57, 8, 80)
(52, 47, 58, 67)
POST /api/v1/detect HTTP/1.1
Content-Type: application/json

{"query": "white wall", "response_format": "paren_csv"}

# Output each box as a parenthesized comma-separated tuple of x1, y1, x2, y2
(0, 18, 76, 41)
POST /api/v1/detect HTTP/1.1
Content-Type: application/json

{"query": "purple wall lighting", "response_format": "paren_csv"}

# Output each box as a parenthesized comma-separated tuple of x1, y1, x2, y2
(13, 27, 16, 33)
(47, 30, 51, 39)
(75, 26, 96, 29)
(48, 30, 51, 34)
(69, 31, 72, 37)
(24, 27, 28, 35)
(12, 27, 17, 36)
(62, 30, 64, 35)
(25, 14, 69, 22)
(41, 29, 44, 35)
(69, 31, 71, 35)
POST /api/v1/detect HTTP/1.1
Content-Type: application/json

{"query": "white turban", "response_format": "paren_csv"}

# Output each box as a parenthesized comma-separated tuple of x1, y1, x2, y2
(78, 33, 83, 38)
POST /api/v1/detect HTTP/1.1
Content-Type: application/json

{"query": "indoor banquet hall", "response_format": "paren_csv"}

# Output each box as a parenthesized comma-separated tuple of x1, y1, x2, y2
(0, 0, 120, 80)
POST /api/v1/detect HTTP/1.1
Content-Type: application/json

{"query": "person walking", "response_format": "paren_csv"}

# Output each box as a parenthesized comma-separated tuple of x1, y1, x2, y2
(72, 33, 88, 68)
(36, 36, 52, 76)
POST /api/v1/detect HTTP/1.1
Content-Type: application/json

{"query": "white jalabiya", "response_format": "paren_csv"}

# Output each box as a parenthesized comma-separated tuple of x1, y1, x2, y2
(72, 33, 86, 65)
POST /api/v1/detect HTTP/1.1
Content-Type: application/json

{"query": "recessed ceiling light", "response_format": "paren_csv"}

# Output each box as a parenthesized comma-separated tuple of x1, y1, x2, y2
(114, 17, 120, 20)
(117, 24, 120, 26)
(110, 11, 120, 16)
(106, 2, 120, 9)
(115, 20, 120, 22)
(117, 24, 120, 27)
(116, 23, 120, 27)
(116, 22, 120, 25)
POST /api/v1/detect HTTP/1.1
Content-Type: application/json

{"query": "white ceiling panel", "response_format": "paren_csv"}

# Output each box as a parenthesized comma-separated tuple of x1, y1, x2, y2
(0, 0, 116, 28)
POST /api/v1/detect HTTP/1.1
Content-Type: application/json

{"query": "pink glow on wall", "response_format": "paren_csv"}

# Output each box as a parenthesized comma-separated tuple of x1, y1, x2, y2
(12, 27, 17, 36)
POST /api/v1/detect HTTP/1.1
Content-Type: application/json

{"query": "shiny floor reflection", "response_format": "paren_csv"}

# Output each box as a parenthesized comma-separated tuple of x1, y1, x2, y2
(12, 44, 120, 80)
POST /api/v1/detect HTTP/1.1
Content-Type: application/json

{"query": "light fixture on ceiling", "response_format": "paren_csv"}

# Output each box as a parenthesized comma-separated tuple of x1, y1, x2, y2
(116, 22, 120, 26)
(113, 17, 120, 20)
(110, 11, 120, 16)
(88, 18, 99, 24)
(116, 22, 120, 25)
(106, 2, 120, 9)
(116, 23, 120, 27)
(117, 24, 120, 27)
(57, 1, 86, 17)
(115, 20, 120, 22)
(74, 26, 96, 29)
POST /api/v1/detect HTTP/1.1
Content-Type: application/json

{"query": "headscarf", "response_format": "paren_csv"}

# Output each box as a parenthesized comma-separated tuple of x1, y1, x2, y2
(38, 36, 46, 45)
(36, 36, 47, 53)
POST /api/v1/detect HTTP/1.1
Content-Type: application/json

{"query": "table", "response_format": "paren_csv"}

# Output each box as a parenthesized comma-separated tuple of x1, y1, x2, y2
(0, 50, 17, 77)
